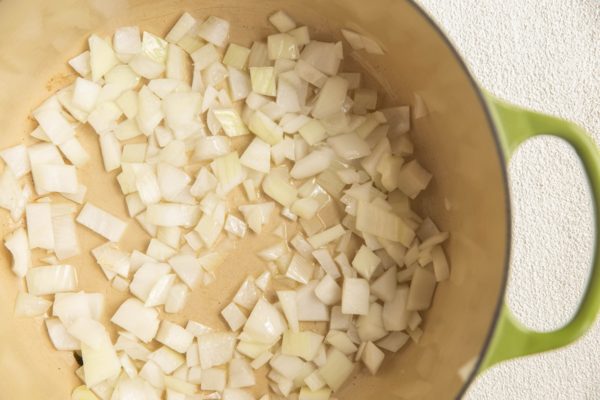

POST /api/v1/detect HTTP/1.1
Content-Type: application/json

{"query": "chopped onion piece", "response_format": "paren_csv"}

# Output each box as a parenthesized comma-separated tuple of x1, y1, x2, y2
(351, 245, 381, 280)
(31, 163, 78, 194)
(269, 10, 297, 32)
(341, 278, 369, 315)
(111, 298, 160, 343)
(0, 144, 30, 178)
(89, 34, 119, 81)
(317, 348, 354, 391)
(240, 138, 271, 173)
(4, 227, 31, 277)
(197, 333, 236, 369)
(262, 173, 297, 207)
(327, 133, 371, 160)
(295, 281, 329, 322)
(286, 253, 314, 284)
(26, 264, 78, 296)
(156, 320, 194, 353)
(25, 203, 54, 249)
(166, 12, 197, 43)
(306, 224, 345, 249)
(249, 110, 283, 145)
(224, 44, 251, 70)
(314, 274, 342, 305)
(197, 16, 230, 47)
(14, 291, 51, 317)
(45, 318, 80, 350)
(77, 202, 128, 242)
(53, 213, 80, 260)
(243, 298, 286, 344)
(291, 149, 334, 180)
(221, 302, 247, 331)
(406, 267, 436, 311)
(250, 67, 277, 96)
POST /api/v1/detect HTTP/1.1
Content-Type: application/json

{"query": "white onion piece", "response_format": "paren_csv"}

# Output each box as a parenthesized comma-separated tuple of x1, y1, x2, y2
(137, 86, 164, 135)
(224, 214, 248, 238)
(69, 51, 91, 77)
(26, 264, 78, 296)
(146, 203, 198, 227)
(311, 248, 340, 279)
(130, 262, 171, 301)
(4, 227, 31, 277)
(59, 137, 90, 167)
(248, 110, 283, 145)
(355, 201, 414, 247)
(166, 12, 196, 43)
(239, 202, 274, 234)
(325, 330, 357, 355)
(290, 148, 334, 180)
(32, 108, 74, 145)
(53, 213, 80, 260)
(156, 321, 194, 354)
(262, 173, 297, 207)
(281, 330, 323, 361)
(72, 77, 101, 112)
(80, 327, 121, 387)
(314, 274, 342, 306)
(210, 153, 246, 195)
(240, 138, 271, 173)
(165, 283, 189, 313)
(312, 76, 348, 119)
(111, 298, 160, 343)
(0, 144, 30, 178)
(243, 298, 286, 344)
(145, 273, 176, 307)
(194, 136, 231, 161)
(14, 291, 51, 317)
(31, 163, 78, 194)
(317, 348, 354, 392)
(306, 224, 345, 249)
(45, 318, 80, 350)
(286, 253, 314, 284)
(213, 108, 249, 137)
(201, 368, 227, 391)
(233, 277, 260, 310)
(163, 92, 202, 139)
(295, 281, 329, 322)
(168, 254, 202, 289)
(269, 10, 296, 32)
(197, 333, 236, 369)
(77, 202, 128, 242)
(89, 34, 118, 81)
(221, 302, 247, 331)
(300, 41, 340, 76)
(197, 16, 230, 47)
(351, 245, 381, 280)
(327, 133, 371, 160)
(25, 203, 54, 249)
(53, 292, 104, 327)
(341, 278, 369, 315)
(99, 132, 122, 172)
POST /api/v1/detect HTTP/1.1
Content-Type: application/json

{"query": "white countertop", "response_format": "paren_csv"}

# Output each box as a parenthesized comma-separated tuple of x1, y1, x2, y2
(416, 0, 600, 398)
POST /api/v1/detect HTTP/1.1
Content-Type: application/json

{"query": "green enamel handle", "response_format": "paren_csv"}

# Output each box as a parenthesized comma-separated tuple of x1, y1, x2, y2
(478, 94, 600, 372)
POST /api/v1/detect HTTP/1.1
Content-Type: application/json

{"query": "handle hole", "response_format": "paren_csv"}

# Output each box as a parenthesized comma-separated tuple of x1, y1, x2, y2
(506, 135, 593, 331)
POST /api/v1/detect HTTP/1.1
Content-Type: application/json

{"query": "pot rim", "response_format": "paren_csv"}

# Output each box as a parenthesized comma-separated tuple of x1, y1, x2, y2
(405, 1, 512, 397)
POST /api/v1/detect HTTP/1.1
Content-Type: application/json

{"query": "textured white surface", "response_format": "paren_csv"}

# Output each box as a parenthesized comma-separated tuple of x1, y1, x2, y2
(415, 0, 600, 398)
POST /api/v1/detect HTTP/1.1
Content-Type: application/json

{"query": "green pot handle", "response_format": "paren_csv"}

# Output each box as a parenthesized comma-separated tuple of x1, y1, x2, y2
(478, 93, 600, 372)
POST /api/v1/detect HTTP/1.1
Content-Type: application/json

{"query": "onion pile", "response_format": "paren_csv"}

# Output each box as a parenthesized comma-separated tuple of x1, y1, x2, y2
(1, 9, 450, 400)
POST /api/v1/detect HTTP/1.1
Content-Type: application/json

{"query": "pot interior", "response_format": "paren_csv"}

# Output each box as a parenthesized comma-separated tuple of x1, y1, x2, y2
(0, 0, 509, 398)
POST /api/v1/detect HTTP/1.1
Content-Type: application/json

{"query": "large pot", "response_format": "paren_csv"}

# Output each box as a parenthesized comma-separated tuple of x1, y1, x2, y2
(0, 0, 598, 399)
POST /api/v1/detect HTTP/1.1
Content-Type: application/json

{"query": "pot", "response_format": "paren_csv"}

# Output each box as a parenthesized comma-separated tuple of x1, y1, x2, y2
(0, 0, 598, 399)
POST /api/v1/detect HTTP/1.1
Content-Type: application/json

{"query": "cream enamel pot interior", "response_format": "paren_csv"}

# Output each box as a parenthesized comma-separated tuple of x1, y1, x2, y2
(2, 0, 600, 399)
